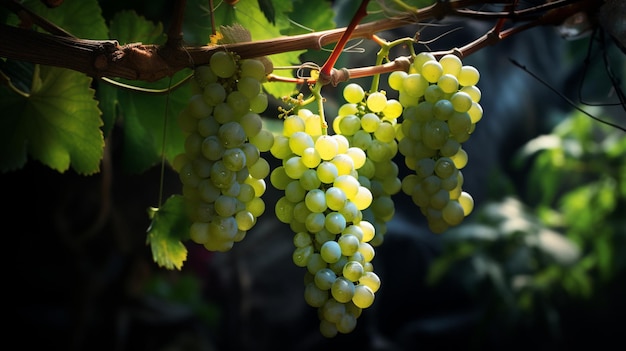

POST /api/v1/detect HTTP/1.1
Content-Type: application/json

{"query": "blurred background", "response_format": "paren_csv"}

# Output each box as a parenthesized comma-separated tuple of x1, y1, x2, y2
(4, 0, 625, 350)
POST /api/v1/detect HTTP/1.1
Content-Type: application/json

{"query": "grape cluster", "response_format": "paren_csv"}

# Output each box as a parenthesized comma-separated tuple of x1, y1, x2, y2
(173, 51, 275, 251)
(391, 52, 480, 233)
(333, 84, 404, 246)
(270, 109, 381, 337)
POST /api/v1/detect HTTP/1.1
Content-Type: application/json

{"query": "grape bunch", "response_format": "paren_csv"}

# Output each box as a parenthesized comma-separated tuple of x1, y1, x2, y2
(173, 51, 275, 252)
(390, 52, 481, 233)
(269, 109, 381, 337)
(332, 84, 404, 246)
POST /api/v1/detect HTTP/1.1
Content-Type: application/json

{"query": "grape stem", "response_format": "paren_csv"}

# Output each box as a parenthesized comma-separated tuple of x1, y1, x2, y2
(318, 0, 370, 86)
(369, 35, 417, 93)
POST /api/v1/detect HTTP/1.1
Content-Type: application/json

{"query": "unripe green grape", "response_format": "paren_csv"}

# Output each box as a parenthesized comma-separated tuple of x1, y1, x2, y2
(458, 65, 480, 86)
(442, 200, 465, 226)
(190, 222, 210, 244)
(304, 113, 323, 137)
(283, 114, 306, 136)
(366, 91, 387, 113)
(250, 93, 268, 113)
(450, 148, 468, 169)
(237, 182, 255, 202)
(284, 156, 307, 179)
(429, 188, 450, 210)
(326, 186, 347, 211)
(238, 112, 263, 138)
(300, 169, 322, 190)
(305, 281, 328, 308)
(333, 174, 359, 200)
(398, 89, 419, 107)
(333, 134, 350, 154)
(373, 122, 396, 143)
(331, 154, 354, 176)
(210, 50, 237, 78)
(307, 253, 327, 275)
(402, 73, 429, 98)
(433, 99, 454, 121)
(275, 196, 295, 223)
(338, 103, 358, 116)
(331, 277, 355, 303)
(338, 234, 360, 256)
(320, 241, 342, 263)
(337, 313, 357, 334)
(450, 92, 473, 113)
(314, 268, 337, 290)
(439, 54, 462, 76)
(468, 102, 483, 123)
(194, 65, 217, 87)
(351, 130, 372, 150)
(360, 113, 380, 133)
(184, 133, 203, 157)
(343, 261, 364, 282)
(325, 212, 347, 234)
(226, 90, 250, 116)
(322, 298, 346, 323)
(461, 85, 481, 103)
(440, 138, 461, 157)
(192, 157, 213, 178)
(235, 210, 256, 231)
(358, 242, 375, 262)
(346, 147, 366, 169)
(434, 157, 456, 179)
(210, 160, 235, 188)
(305, 212, 326, 233)
(458, 191, 474, 216)
(317, 161, 339, 184)
(293, 245, 314, 267)
(338, 114, 361, 136)
(424, 84, 444, 103)
(289, 131, 314, 156)
(239, 58, 267, 81)
(203, 82, 226, 106)
(294, 231, 313, 248)
(285, 180, 306, 203)
(388, 70, 407, 90)
(305, 188, 328, 213)
(319, 319, 338, 338)
(366, 139, 392, 162)
(422, 120, 449, 150)
(339, 201, 360, 223)
(343, 83, 365, 104)
(301, 147, 321, 168)
(421, 60, 443, 83)
(293, 201, 312, 223)
(218, 121, 246, 149)
(222, 147, 246, 172)
(437, 73, 459, 94)
(249, 129, 274, 152)
(245, 197, 265, 217)
(353, 186, 373, 210)
(415, 100, 434, 122)
(237, 76, 261, 99)
(187, 94, 212, 119)
(270, 135, 291, 160)
(352, 285, 375, 309)
(315, 135, 339, 161)
(412, 52, 436, 73)
(248, 156, 270, 179)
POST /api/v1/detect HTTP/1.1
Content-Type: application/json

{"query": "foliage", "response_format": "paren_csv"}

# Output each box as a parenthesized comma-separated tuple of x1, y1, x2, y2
(427, 110, 626, 339)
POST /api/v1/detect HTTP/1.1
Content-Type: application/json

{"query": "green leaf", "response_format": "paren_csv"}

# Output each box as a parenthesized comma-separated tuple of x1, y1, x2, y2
(14, 0, 108, 39)
(108, 10, 167, 45)
(146, 195, 191, 270)
(280, 0, 336, 36)
(0, 65, 103, 174)
(102, 12, 189, 173)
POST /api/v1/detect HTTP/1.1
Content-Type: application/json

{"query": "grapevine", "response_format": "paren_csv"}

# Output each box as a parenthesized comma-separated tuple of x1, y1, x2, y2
(2, 0, 620, 346)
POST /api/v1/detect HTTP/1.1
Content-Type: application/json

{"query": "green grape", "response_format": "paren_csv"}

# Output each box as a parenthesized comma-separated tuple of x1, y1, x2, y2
(411, 52, 436, 73)
(315, 135, 339, 161)
(402, 73, 429, 98)
(187, 94, 212, 119)
(458, 65, 480, 86)
(442, 200, 464, 226)
(366, 91, 387, 113)
(437, 73, 459, 94)
(421, 60, 443, 83)
(239, 58, 267, 81)
(305, 282, 328, 308)
(352, 285, 375, 309)
(325, 212, 347, 234)
(439, 54, 462, 76)
(210, 50, 237, 78)
(450, 92, 473, 113)
(314, 268, 337, 290)
(343, 261, 364, 282)
(388, 70, 407, 90)
(343, 83, 365, 104)
(331, 277, 355, 303)
(320, 241, 342, 263)
(338, 234, 360, 256)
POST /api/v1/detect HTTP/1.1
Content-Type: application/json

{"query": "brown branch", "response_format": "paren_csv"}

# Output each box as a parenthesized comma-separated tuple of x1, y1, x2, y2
(0, 0, 602, 83)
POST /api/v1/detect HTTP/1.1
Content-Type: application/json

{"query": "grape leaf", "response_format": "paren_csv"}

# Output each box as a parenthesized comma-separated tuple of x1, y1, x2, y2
(0, 65, 103, 174)
(215, 1, 305, 99)
(146, 195, 191, 270)
(280, 0, 336, 36)
(100, 10, 190, 173)
(11, 0, 108, 39)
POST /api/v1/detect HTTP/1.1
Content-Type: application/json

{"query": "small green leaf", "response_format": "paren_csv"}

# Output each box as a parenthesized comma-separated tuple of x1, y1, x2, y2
(146, 195, 191, 270)
(108, 10, 167, 45)
(0, 65, 103, 174)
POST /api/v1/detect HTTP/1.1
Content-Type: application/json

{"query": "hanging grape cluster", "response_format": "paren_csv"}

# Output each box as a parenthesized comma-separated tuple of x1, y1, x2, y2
(270, 109, 381, 337)
(173, 48, 483, 338)
(391, 52, 480, 233)
(173, 51, 275, 252)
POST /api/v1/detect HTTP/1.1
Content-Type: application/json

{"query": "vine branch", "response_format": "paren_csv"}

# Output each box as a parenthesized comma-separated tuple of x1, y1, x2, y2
(0, 0, 603, 83)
